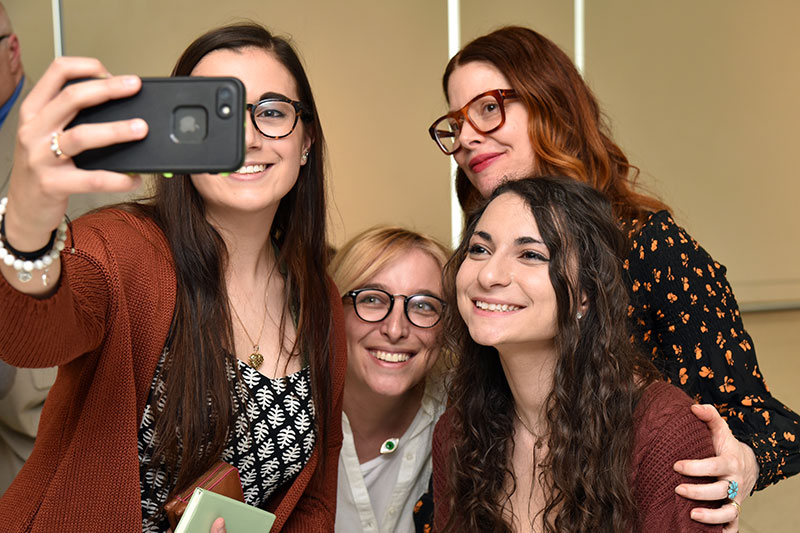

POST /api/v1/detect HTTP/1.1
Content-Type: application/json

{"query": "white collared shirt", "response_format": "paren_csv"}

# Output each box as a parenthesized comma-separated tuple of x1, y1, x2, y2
(336, 377, 446, 533)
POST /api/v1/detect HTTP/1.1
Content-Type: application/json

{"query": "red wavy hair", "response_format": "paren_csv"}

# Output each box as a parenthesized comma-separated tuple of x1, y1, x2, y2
(444, 26, 667, 221)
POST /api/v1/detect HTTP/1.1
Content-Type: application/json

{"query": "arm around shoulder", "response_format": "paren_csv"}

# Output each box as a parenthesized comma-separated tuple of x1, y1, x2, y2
(633, 382, 722, 532)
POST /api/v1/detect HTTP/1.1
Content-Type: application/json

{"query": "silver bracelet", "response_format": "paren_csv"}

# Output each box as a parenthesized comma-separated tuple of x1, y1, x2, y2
(0, 197, 68, 283)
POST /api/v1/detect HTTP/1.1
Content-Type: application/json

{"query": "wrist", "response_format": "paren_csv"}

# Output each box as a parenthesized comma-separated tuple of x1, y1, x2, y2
(1, 200, 59, 252)
(743, 441, 759, 495)
(0, 197, 68, 284)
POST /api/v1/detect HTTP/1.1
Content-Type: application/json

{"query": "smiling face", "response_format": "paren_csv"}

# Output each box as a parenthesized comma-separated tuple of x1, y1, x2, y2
(456, 192, 558, 354)
(189, 47, 311, 220)
(344, 248, 443, 399)
(447, 61, 536, 199)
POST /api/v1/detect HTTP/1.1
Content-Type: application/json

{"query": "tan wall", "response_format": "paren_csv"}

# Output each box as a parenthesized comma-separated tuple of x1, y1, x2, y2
(3, 0, 54, 87)
(7, 1, 798, 529)
(586, 0, 800, 310)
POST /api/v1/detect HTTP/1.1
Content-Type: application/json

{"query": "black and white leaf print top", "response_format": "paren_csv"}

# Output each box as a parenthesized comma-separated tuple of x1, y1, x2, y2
(138, 348, 315, 532)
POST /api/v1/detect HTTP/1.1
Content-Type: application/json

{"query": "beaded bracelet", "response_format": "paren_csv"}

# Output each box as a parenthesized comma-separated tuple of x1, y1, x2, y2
(0, 197, 68, 283)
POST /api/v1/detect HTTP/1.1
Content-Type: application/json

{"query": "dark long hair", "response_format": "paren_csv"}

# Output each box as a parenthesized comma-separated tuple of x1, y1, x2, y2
(132, 23, 333, 504)
(444, 26, 667, 221)
(441, 176, 661, 532)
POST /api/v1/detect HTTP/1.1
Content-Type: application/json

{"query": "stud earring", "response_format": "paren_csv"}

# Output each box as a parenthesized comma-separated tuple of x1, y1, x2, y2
(576, 311, 583, 320)
(300, 151, 309, 164)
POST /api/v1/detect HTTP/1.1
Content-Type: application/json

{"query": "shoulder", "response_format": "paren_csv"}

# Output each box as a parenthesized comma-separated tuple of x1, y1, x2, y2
(422, 374, 448, 418)
(636, 381, 694, 419)
(74, 207, 164, 241)
(626, 210, 693, 252)
(633, 381, 713, 463)
(631, 384, 722, 531)
(624, 210, 726, 278)
(71, 207, 169, 260)
(434, 407, 457, 445)
(65, 208, 175, 304)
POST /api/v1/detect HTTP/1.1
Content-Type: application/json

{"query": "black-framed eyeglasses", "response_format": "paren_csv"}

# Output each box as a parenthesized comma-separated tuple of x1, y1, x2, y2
(345, 288, 446, 329)
(246, 96, 311, 139)
(428, 89, 518, 155)
(0, 34, 11, 44)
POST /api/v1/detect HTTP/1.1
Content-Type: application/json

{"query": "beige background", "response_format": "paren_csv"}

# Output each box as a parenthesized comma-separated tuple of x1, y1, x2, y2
(4, 0, 798, 530)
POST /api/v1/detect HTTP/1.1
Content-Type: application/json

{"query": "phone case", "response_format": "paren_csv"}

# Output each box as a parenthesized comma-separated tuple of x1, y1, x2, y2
(174, 487, 276, 533)
(66, 77, 245, 174)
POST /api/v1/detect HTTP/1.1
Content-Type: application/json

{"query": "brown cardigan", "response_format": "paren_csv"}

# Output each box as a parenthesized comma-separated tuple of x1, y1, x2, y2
(0, 209, 345, 532)
(432, 381, 722, 532)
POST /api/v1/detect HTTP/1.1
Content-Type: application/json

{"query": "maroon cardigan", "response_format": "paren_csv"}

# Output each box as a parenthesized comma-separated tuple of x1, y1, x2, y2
(432, 381, 722, 532)
(0, 209, 345, 532)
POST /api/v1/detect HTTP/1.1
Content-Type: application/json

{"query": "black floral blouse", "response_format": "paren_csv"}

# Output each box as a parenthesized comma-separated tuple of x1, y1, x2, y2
(412, 210, 799, 532)
(623, 210, 798, 490)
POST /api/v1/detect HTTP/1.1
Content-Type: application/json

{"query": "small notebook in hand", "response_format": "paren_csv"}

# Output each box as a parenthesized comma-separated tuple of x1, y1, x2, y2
(174, 488, 276, 533)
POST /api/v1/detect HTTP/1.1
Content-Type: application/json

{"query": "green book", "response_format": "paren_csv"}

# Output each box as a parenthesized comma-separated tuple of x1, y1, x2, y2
(174, 487, 276, 533)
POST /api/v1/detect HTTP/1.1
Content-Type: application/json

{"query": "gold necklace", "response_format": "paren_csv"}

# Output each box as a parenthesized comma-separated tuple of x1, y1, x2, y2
(230, 294, 269, 370)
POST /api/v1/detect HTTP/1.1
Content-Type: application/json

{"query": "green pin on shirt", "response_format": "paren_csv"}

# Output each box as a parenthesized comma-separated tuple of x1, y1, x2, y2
(379, 438, 399, 455)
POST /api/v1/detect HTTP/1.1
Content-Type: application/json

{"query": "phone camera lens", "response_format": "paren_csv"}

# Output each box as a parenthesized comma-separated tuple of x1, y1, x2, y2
(216, 85, 237, 119)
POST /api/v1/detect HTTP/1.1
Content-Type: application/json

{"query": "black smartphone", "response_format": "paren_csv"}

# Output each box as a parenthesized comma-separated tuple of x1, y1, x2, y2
(66, 77, 245, 174)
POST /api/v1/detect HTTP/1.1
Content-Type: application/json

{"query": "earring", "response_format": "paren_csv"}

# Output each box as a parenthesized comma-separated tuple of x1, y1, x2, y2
(576, 311, 583, 320)
(300, 151, 309, 164)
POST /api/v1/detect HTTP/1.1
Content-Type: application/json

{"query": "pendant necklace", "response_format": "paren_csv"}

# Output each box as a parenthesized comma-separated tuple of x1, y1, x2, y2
(230, 288, 269, 370)
(515, 409, 544, 450)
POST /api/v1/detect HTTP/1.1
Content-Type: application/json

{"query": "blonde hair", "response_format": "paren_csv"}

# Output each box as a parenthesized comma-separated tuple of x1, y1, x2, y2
(330, 226, 450, 295)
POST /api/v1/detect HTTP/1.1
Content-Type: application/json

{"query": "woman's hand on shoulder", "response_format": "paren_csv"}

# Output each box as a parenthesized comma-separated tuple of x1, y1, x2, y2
(673, 403, 758, 532)
(8, 57, 147, 242)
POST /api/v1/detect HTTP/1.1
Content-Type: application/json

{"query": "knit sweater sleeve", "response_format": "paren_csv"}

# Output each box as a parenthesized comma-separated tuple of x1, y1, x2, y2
(633, 382, 723, 532)
(0, 215, 118, 368)
(431, 408, 454, 532)
(624, 211, 800, 490)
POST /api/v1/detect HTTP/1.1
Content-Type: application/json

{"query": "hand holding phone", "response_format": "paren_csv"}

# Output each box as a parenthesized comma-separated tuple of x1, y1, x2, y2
(65, 77, 245, 174)
(2, 58, 148, 296)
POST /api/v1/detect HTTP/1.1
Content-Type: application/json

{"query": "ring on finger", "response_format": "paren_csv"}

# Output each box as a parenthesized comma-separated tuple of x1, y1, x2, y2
(50, 132, 66, 159)
(730, 499, 742, 517)
(725, 479, 739, 500)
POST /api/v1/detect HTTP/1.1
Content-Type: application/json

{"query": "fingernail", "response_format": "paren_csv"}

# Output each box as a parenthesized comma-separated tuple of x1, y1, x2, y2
(122, 75, 139, 87)
(691, 509, 700, 519)
(131, 119, 147, 134)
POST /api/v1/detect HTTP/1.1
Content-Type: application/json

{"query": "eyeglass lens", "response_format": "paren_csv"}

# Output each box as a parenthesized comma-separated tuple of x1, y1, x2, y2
(251, 100, 299, 138)
(351, 289, 444, 328)
(432, 92, 505, 153)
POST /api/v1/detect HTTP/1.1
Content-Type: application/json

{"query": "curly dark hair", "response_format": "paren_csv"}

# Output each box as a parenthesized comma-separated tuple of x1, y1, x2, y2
(440, 176, 661, 532)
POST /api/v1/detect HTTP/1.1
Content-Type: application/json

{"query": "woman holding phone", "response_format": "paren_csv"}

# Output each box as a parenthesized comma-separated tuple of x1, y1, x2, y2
(0, 23, 344, 532)
(424, 26, 798, 530)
